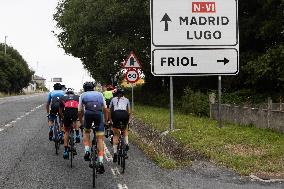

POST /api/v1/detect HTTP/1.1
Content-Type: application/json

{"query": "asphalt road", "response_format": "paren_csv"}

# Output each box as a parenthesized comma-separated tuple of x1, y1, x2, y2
(0, 94, 283, 189)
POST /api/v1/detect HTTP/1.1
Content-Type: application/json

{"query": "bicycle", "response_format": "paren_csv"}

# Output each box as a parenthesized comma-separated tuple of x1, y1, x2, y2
(68, 129, 75, 168)
(51, 115, 61, 155)
(89, 124, 98, 188)
(117, 122, 128, 174)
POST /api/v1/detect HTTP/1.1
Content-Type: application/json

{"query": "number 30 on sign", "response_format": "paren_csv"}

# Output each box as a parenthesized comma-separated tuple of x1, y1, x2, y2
(125, 69, 140, 83)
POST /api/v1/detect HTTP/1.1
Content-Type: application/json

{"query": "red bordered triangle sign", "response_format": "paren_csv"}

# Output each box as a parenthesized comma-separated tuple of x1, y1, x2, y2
(123, 51, 142, 69)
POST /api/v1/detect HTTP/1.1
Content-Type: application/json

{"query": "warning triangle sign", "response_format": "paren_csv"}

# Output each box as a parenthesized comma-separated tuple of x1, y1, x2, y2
(123, 51, 142, 69)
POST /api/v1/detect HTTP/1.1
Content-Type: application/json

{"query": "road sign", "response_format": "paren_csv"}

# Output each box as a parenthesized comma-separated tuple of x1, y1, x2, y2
(152, 48, 238, 76)
(150, 0, 239, 76)
(151, 0, 238, 46)
(125, 69, 140, 83)
(52, 77, 62, 82)
(123, 51, 142, 69)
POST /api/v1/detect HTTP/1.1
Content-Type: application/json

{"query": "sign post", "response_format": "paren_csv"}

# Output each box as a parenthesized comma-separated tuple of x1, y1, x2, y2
(170, 76, 174, 130)
(151, 0, 239, 128)
(123, 51, 143, 113)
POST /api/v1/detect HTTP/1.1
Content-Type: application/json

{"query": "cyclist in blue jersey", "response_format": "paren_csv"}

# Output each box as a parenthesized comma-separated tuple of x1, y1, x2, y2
(78, 82, 107, 174)
(46, 83, 65, 141)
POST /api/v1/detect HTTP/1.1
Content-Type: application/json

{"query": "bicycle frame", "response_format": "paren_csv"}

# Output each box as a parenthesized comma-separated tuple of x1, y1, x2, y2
(53, 116, 60, 155)
(69, 129, 75, 168)
(90, 125, 98, 188)
(117, 127, 126, 173)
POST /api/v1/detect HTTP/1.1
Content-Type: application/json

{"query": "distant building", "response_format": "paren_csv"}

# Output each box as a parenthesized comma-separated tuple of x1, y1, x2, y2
(33, 75, 46, 87)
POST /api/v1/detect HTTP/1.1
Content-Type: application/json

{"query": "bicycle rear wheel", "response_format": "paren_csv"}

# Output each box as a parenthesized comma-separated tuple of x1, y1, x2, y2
(70, 131, 74, 168)
(92, 149, 97, 188)
(121, 150, 126, 173)
(54, 123, 60, 155)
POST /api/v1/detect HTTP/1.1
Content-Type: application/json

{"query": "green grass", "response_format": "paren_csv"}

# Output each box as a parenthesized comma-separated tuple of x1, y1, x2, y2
(134, 104, 284, 176)
(129, 130, 179, 169)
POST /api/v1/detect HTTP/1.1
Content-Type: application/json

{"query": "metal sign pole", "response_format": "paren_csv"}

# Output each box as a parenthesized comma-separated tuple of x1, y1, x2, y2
(218, 75, 222, 128)
(170, 76, 174, 130)
(131, 83, 134, 112)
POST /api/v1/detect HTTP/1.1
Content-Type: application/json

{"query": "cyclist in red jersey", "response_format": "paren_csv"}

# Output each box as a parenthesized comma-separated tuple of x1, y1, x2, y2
(59, 88, 80, 159)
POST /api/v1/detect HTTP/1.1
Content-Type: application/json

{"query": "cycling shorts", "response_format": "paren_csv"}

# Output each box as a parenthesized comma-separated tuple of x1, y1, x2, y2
(47, 114, 58, 121)
(84, 110, 104, 134)
(105, 99, 111, 108)
(63, 108, 78, 128)
(111, 110, 129, 129)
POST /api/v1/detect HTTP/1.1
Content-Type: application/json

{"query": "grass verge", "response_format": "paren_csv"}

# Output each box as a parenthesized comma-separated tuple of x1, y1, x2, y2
(134, 104, 284, 177)
(129, 129, 181, 169)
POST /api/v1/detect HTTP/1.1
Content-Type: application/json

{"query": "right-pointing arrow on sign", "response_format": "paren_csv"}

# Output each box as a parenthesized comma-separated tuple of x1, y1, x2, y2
(217, 58, 230, 65)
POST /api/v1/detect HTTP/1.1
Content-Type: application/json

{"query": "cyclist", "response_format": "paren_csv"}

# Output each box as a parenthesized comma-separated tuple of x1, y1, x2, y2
(46, 83, 65, 141)
(59, 88, 80, 159)
(102, 85, 113, 124)
(109, 88, 131, 162)
(78, 81, 107, 174)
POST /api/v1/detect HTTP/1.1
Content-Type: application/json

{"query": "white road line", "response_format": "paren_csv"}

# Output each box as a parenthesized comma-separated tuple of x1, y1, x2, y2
(104, 145, 113, 162)
(111, 167, 120, 176)
(5, 124, 12, 127)
(1, 103, 45, 132)
(117, 184, 128, 189)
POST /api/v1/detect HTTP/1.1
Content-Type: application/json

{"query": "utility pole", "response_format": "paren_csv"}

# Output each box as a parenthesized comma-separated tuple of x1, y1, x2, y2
(4, 36, 8, 56)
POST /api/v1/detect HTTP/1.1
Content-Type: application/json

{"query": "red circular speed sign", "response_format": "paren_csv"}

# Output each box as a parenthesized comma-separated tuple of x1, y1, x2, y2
(125, 69, 140, 83)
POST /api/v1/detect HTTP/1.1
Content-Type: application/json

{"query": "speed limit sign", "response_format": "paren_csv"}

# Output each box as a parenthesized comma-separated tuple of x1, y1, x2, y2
(125, 69, 140, 83)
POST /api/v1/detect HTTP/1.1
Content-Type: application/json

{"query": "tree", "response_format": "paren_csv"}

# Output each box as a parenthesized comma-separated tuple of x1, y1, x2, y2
(54, 0, 284, 96)
(0, 44, 34, 93)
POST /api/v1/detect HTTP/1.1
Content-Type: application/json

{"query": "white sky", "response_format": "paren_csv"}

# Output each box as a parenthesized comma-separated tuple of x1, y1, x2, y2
(0, 0, 92, 91)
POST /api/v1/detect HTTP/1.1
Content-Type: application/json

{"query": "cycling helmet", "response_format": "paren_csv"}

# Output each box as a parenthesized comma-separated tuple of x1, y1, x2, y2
(66, 88, 74, 95)
(106, 85, 114, 91)
(83, 81, 95, 92)
(116, 88, 125, 95)
(53, 83, 62, 90)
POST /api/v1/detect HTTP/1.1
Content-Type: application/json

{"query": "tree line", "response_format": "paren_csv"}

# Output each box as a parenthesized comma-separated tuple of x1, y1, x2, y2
(0, 44, 33, 93)
(53, 0, 284, 101)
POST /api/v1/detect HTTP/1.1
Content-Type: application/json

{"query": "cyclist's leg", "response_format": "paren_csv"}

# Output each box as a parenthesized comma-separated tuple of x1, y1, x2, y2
(94, 111, 105, 173)
(47, 114, 56, 141)
(63, 114, 72, 159)
(111, 111, 121, 162)
(83, 112, 93, 160)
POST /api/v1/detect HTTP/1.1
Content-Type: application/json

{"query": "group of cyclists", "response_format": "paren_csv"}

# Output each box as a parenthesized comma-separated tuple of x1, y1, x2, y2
(46, 81, 131, 174)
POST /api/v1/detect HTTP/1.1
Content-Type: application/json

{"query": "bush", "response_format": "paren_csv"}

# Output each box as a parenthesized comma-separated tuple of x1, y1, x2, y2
(180, 88, 209, 117)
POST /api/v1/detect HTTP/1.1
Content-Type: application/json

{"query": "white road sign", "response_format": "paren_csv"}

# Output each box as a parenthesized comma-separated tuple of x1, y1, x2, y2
(150, 0, 239, 76)
(151, 0, 238, 46)
(152, 49, 238, 76)
(123, 51, 142, 69)
(125, 69, 140, 83)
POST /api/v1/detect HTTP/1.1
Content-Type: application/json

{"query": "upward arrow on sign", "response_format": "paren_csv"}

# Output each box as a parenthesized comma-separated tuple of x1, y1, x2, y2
(161, 13, 171, 31)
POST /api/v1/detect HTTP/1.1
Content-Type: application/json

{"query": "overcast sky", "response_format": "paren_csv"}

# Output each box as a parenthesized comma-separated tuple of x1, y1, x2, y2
(0, 0, 92, 91)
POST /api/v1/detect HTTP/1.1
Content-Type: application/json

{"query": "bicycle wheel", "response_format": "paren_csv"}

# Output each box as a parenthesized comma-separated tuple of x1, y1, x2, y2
(54, 123, 59, 155)
(92, 147, 97, 188)
(117, 147, 121, 166)
(69, 131, 74, 168)
(121, 154, 126, 173)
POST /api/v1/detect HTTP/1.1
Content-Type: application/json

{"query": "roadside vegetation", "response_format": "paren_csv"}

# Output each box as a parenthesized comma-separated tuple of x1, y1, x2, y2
(133, 104, 284, 177)
(0, 44, 34, 94)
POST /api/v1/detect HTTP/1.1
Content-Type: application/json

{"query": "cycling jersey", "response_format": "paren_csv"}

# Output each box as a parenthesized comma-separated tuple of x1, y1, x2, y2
(60, 94, 79, 128)
(78, 91, 106, 112)
(47, 90, 65, 104)
(79, 91, 106, 134)
(110, 97, 130, 111)
(103, 90, 113, 100)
